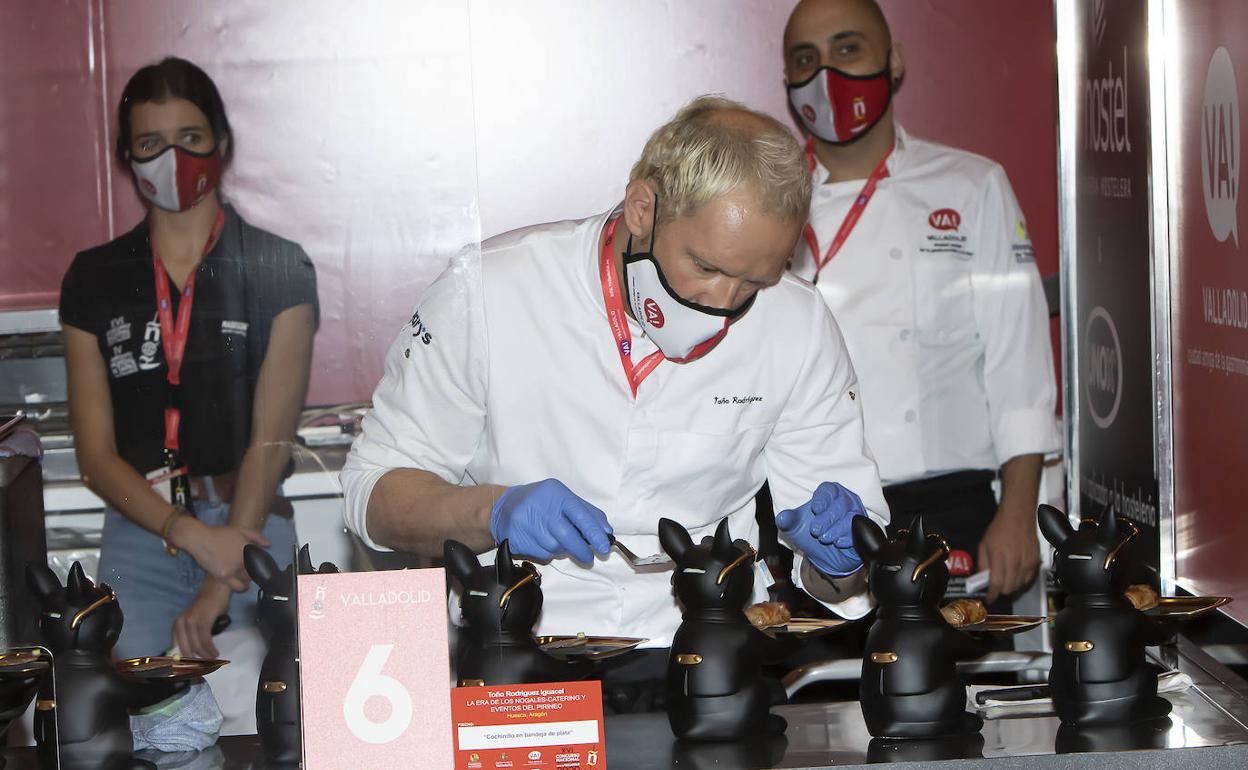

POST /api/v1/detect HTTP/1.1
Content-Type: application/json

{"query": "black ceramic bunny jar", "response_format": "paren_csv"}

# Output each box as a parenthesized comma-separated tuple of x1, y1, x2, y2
(27, 562, 186, 770)
(1039, 503, 1175, 726)
(659, 517, 788, 742)
(444, 539, 592, 686)
(853, 516, 990, 738)
(245, 544, 339, 765)
(0, 654, 42, 770)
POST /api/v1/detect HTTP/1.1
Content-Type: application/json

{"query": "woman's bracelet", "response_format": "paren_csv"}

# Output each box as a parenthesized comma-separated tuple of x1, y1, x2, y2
(160, 505, 190, 557)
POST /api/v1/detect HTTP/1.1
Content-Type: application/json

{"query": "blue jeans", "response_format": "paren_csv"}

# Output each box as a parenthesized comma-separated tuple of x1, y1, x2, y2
(97, 500, 297, 659)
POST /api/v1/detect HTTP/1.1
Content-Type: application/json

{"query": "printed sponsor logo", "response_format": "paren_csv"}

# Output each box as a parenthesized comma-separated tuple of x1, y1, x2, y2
(947, 550, 973, 577)
(1090, 0, 1106, 50)
(308, 585, 327, 620)
(1084, 44, 1132, 153)
(109, 346, 138, 378)
(221, 320, 249, 336)
(106, 316, 131, 346)
(928, 208, 961, 231)
(801, 105, 817, 123)
(920, 232, 973, 259)
(138, 314, 162, 371)
(1011, 219, 1035, 262)
(140, 178, 157, 196)
(1202, 47, 1240, 247)
(1084, 305, 1123, 429)
(643, 298, 665, 328)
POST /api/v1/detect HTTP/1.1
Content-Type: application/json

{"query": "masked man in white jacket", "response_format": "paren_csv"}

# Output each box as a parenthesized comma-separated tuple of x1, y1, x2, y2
(783, 0, 1059, 603)
(341, 96, 890, 704)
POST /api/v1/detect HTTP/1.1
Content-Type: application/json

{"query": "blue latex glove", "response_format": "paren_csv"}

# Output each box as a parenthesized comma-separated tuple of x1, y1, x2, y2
(490, 479, 613, 564)
(775, 481, 867, 577)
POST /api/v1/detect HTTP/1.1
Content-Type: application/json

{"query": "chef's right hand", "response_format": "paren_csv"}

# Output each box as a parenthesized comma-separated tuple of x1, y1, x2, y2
(489, 479, 613, 564)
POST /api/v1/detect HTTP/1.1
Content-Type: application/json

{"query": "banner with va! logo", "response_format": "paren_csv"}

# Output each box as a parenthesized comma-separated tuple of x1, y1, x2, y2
(1166, 1, 1248, 625)
(298, 568, 455, 767)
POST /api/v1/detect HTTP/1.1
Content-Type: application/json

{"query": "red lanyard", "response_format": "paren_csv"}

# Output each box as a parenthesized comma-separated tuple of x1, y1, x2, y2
(600, 216, 664, 397)
(151, 209, 225, 451)
(802, 138, 892, 283)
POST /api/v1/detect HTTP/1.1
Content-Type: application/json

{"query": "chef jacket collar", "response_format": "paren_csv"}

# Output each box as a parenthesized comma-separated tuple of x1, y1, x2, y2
(809, 123, 910, 187)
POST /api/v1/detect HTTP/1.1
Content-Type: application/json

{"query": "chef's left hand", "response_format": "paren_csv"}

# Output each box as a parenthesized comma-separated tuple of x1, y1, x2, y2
(775, 481, 866, 577)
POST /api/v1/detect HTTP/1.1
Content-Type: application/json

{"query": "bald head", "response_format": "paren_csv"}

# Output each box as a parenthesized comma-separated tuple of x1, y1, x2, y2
(783, 0, 895, 83)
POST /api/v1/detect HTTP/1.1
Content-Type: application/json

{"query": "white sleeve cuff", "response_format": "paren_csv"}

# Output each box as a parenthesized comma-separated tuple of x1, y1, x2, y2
(339, 465, 394, 553)
(791, 554, 876, 620)
(992, 409, 1060, 467)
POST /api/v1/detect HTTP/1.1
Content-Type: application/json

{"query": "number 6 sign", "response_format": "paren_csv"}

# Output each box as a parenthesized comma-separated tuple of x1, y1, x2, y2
(299, 568, 454, 768)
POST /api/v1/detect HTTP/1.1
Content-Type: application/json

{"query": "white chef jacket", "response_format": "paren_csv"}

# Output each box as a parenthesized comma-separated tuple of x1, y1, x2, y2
(794, 126, 1059, 486)
(341, 206, 889, 648)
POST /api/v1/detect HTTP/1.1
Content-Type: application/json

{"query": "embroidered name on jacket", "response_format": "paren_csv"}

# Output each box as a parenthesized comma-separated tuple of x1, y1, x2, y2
(713, 395, 764, 406)
(404, 310, 434, 358)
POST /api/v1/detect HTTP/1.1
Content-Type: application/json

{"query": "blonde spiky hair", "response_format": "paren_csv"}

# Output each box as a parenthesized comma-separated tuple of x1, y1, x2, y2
(629, 95, 812, 224)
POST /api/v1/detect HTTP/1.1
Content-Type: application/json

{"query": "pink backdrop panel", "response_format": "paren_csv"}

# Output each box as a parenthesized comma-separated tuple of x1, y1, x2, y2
(0, 0, 111, 310)
(4, 0, 1059, 409)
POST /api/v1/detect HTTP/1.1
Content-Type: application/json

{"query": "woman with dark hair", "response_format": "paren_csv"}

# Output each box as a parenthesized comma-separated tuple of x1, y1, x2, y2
(59, 57, 317, 663)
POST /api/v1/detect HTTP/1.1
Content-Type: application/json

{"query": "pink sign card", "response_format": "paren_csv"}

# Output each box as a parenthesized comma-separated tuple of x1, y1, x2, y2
(298, 567, 454, 768)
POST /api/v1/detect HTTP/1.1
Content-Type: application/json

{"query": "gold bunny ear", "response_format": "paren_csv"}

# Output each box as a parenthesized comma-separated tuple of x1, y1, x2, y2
(716, 546, 757, 586)
(71, 584, 116, 630)
(497, 571, 538, 611)
(1103, 520, 1139, 570)
(911, 536, 950, 583)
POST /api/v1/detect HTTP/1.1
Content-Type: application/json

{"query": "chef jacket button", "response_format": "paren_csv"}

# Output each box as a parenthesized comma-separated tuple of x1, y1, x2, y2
(904, 410, 917, 423)
(889, 247, 903, 260)
(899, 329, 911, 341)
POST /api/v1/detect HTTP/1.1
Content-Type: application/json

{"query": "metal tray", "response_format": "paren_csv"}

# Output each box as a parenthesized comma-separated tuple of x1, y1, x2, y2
(961, 615, 1048, 634)
(116, 656, 228, 681)
(0, 649, 48, 678)
(762, 617, 849, 636)
(536, 635, 647, 661)
(1147, 596, 1232, 620)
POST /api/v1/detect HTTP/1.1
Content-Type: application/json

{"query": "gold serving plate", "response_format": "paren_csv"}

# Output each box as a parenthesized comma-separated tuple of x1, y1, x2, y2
(0, 649, 49, 677)
(535, 635, 647, 661)
(116, 656, 229, 681)
(762, 617, 848, 636)
(960, 615, 1048, 634)
(1147, 596, 1232, 619)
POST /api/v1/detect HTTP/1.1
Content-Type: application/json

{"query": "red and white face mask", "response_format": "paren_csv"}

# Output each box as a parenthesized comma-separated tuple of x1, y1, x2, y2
(130, 145, 222, 212)
(787, 62, 892, 145)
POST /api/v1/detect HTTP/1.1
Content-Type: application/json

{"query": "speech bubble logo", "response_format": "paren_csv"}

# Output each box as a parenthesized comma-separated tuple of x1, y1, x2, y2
(1202, 47, 1240, 247)
(1084, 306, 1122, 430)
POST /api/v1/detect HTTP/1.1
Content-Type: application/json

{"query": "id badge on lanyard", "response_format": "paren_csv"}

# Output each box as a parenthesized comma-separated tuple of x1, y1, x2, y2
(149, 209, 225, 506)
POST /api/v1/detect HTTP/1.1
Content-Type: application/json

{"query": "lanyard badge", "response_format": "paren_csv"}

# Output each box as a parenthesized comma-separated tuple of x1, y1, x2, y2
(149, 208, 225, 504)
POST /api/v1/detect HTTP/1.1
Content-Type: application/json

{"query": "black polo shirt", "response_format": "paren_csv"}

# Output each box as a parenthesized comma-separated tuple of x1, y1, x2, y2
(59, 204, 318, 477)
